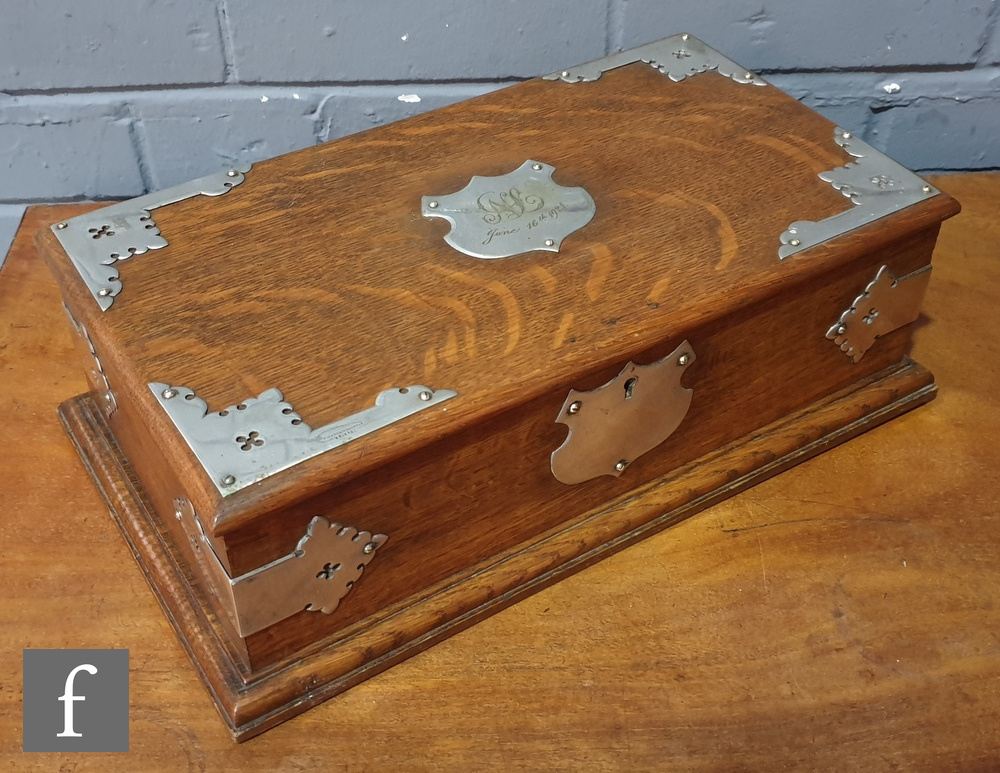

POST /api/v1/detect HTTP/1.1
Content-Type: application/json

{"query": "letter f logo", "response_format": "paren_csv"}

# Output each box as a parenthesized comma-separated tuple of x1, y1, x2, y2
(56, 664, 97, 738)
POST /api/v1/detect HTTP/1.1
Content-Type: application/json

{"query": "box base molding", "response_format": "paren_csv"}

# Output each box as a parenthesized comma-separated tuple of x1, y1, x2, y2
(59, 357, 935, 742)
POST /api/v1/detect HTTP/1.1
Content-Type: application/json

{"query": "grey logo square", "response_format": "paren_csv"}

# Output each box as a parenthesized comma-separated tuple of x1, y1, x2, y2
(23, 649, 129, 752)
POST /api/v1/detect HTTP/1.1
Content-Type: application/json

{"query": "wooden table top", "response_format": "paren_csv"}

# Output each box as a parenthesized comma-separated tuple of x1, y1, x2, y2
(2, 173, 998, 771)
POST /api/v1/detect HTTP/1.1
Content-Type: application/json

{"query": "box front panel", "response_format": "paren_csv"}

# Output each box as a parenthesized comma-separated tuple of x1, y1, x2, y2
(214, 226, 941, 669)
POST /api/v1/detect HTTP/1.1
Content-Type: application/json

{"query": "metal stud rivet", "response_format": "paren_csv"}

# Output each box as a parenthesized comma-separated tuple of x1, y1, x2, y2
(843, 131, 852, 139)
(221, 475, 237, 486)
(790, 238, 801, 246)
(568, 400, 582, 415)
(789, 227, 798, 234)
(681, 33, 690, 41)
(561, 70, 570, 78)
(162, 388, 177, 399)
(744, 71, 754, 80)
(363, 541, 378, 554)
(97, 288, 111, 297)
(544, 238, 555, 247)
(837, 325, 847, 335)
(419, 390, 432, 401)
(56, 222, 68, 230)
(427, 200, 439, 209)
(227, 169, 238, 177)
(615, 460, 629, 472)
(922, 185, 932, 193)
(677, 353, 690, 366)
(532, 163, 543, 171)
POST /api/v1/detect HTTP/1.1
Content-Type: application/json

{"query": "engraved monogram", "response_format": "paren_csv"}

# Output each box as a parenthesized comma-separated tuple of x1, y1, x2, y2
(477, 188, 544, 225)
(422, 160, 597, 260)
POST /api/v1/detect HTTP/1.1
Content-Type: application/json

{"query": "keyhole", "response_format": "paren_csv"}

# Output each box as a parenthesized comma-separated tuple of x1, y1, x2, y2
(863, 307, 879, 325)
(624, 376, 637, 400)
(316, 562, 341, 580)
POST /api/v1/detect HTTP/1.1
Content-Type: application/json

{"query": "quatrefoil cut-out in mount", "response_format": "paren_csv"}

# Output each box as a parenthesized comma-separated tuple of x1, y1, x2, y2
(149, 381, 458, 495)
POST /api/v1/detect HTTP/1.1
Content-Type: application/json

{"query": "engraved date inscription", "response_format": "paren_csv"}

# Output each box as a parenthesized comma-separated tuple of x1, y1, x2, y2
(526, 201, 567, 230)
(482, 201, 568, 245)
(483, 226, 520, 245)
(422, 160, 596, 259)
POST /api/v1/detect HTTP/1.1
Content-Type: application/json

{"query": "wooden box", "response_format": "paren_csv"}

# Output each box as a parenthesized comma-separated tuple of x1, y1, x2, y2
(37, 35, 959, 740)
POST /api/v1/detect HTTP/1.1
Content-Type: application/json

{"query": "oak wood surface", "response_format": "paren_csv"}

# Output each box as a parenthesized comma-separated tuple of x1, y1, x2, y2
(34, 64, 959, 539)
(227, 224, 942, 671)
(38, 213, 951, 672)
(58, 352, 939, 739)
(30, 62, 960, 673)
(4, 176, 998, 768)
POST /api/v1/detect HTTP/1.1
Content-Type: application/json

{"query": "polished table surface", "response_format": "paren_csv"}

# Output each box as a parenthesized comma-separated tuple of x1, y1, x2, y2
(2, 174, 998, 770)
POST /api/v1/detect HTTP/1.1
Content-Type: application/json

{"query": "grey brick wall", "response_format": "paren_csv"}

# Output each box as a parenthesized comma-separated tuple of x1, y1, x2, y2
(2, 0, 999, 265)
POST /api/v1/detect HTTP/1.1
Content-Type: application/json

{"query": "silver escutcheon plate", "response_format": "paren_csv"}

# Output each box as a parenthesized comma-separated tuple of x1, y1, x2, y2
(150, 383, 457, 495)
(551, 341, 695, 485)
(827, 264, 932, 362)
(422, 160, 596, 259)
(51, 164, 251, 310)
(779, 129, 938, 259)
(174, 499, 387, 637)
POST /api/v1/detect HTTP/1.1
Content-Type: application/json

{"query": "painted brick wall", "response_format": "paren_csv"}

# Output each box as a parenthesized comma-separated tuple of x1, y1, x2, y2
(2, 0, 999, 263)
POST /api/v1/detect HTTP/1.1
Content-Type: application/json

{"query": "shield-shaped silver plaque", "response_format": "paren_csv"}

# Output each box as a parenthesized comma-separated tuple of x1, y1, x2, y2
(550, 342, 696, 485)
(421, 160, 597, 259)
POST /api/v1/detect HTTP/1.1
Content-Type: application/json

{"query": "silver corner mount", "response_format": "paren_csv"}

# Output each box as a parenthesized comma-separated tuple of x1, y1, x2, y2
(827, 264, 932, 362)
(150, 382, 457, 495)
(543, 34, 766, 87)
(779, 129, 938, 259)
(62, 303, 117, 417)
(174, 498, 388, 637)
(51, 164, 252, 311)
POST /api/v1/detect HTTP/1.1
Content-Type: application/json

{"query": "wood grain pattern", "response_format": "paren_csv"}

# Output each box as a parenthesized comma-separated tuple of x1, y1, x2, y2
(3, 172, 999, 767)
(227, 223, 944, 670)
(35, 64, 959, 539)
(32, 62, 960, 677)
(58, 353, 938, 739)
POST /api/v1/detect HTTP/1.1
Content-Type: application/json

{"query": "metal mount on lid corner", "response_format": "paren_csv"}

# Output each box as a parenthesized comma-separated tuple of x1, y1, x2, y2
(51, 164, 252, 311)
(150, 381, 457, 495)
(544, 33, 767, 86)
(778, 128, 939, 259)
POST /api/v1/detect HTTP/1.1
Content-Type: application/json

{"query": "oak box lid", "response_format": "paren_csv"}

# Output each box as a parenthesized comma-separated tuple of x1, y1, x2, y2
(36, 34, 959, 537)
